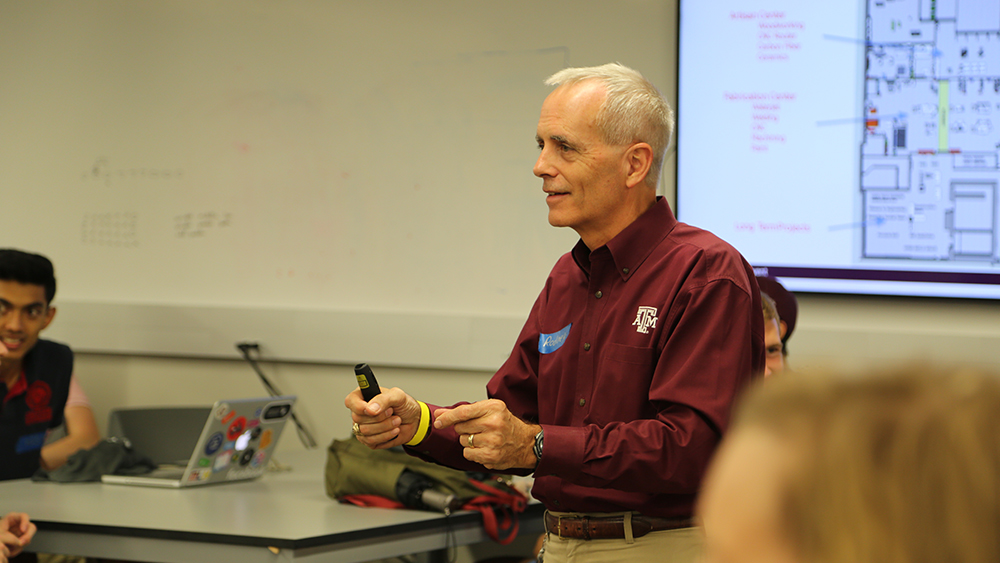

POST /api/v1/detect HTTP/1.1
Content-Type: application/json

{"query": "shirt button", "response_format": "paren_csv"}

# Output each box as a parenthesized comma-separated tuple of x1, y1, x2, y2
(579, 399, 586, 407)
(595, 290, 603, 299)
(583, 343, 591, 351)
(623, 267, 629, 274)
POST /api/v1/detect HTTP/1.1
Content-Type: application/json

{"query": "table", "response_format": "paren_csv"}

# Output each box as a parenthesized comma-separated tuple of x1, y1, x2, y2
(0, 449, 542, 563)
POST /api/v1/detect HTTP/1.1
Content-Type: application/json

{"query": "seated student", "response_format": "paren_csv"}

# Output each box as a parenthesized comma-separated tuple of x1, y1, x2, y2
(760, 292, 784, 377)
(1, 512, 36, 563)
(755, 275, 797, 360)
(697, 365, 1000, 563)
(1, 346, 37, 563)
(0, 249, 100, 481)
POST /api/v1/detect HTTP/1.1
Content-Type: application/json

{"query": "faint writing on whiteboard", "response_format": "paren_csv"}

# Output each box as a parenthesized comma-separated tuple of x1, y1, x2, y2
(81, 212, 139, 247)
(81, 157, 184, 186)
(175, 212, 233, 238)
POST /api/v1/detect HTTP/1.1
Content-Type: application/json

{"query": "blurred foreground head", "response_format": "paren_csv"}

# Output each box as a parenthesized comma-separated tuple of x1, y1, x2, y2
(699, 365, 1000, 563)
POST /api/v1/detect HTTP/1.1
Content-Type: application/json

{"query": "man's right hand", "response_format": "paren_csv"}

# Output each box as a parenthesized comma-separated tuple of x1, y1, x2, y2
(0, 512, 36, 563)
(344, 387, 424, 449)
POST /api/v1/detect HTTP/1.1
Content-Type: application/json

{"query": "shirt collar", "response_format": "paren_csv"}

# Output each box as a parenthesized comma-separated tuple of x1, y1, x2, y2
(572, 196, 678, 280)
(3, 371, 27, 404)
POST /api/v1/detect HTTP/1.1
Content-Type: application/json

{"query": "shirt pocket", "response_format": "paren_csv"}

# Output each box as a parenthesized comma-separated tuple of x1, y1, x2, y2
(591, 343, 657, 424)
(606, 342, 656, 366)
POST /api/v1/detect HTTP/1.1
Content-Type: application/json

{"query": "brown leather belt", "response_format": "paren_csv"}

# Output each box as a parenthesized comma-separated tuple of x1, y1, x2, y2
(544, 512, 695, 540)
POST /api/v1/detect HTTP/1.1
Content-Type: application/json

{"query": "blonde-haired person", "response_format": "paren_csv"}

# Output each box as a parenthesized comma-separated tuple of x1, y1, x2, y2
(759, 291, 784, 376)
(697, 365, 1000, 563)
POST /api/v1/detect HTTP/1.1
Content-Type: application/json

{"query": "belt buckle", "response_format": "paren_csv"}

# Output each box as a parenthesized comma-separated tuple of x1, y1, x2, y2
(556, 514, 564, 539)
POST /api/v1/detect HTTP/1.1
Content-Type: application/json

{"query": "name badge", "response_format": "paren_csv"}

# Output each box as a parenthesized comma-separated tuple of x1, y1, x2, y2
(539, 324, 572, 354)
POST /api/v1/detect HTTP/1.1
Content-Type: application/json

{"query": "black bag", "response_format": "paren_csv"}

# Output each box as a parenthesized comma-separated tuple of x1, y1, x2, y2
(325, 438, 528, 544)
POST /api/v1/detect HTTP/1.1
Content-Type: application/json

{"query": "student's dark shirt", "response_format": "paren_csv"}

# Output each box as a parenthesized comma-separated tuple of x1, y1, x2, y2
(1, 339, 73, 480)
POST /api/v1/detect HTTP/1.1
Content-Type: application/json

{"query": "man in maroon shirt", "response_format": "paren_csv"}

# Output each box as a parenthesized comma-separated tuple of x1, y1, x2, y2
(346, 63, 765, 563)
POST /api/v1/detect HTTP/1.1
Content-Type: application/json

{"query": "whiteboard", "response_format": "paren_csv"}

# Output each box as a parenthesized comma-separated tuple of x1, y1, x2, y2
(0, 0, 677, 369)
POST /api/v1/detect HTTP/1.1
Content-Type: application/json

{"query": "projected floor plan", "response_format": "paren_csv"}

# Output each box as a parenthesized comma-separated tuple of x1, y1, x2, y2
(861, 0, 1000, 262)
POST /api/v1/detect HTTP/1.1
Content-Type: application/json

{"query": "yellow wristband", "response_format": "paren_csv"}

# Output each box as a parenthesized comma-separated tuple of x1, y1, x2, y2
(404, 401, 431, 446)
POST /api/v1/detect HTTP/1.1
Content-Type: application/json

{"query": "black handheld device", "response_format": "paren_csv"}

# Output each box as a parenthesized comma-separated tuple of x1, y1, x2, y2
(354, 363, 381, 402)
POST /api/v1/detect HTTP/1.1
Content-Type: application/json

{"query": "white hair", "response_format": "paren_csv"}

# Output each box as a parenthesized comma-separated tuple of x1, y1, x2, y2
(546, 63, 674, 188)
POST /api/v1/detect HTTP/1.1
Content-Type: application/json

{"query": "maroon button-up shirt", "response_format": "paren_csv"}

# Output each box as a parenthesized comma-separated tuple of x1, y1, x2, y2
(409, 198, 764, 518)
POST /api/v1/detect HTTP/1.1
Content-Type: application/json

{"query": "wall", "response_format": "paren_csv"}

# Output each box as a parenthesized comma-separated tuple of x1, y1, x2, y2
(2, 0, 678, 444)
(1, 0, 678, 369)
(790, 293, 1000, 375)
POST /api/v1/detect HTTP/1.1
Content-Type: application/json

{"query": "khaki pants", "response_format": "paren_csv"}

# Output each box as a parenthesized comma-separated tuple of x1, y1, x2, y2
(539, 517, 703, 563)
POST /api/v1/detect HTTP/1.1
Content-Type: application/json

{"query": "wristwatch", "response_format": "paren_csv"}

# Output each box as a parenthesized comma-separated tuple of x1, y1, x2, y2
(533, 429, 544, 461)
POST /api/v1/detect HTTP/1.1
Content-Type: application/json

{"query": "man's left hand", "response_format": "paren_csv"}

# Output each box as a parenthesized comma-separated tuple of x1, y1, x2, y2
(433, 399, 540, 471)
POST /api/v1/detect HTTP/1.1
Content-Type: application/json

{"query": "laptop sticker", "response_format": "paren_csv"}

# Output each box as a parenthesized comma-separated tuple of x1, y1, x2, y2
(253, 451, 266, 467)
(259, 429, 273, 449)
(204, 432, 225, 456)
(227, 416, 247, 440)
(238, 448, 255, 466)
(215, 450, 233, 471)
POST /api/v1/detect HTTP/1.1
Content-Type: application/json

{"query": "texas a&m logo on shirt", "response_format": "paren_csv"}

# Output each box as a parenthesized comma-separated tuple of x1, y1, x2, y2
(632, 306, 658, 334)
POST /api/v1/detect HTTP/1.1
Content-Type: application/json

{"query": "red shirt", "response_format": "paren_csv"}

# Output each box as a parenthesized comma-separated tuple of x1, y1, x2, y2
(410, 198, 764, 517)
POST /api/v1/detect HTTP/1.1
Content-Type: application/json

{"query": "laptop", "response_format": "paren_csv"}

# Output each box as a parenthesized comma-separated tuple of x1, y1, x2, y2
(105, 405, 214, 466)
(101, 396, 296, 488)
